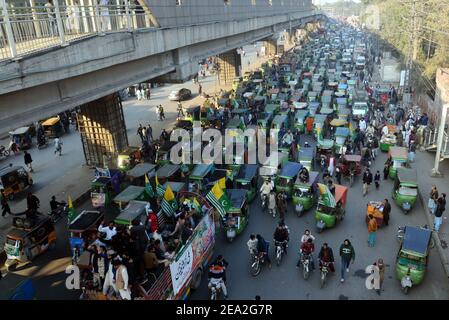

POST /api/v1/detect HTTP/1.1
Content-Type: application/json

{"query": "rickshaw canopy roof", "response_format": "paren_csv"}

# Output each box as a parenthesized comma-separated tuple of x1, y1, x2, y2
(115, 200, 147, 224)
(279, 161, 303, 178)
(314, 114, 328, 123)
(265, 104, 279, 113)
(126, 163, 156, 178)
(293, 102, 308, 109)
(336, 97, 347, 104)
(298, 147, 314, 161)
(309, 102, 320, 108)
(295, 110, 309, 119)
(295, 171, 319, 186)
(156, 164, 181, 179)
(163, 181, 186, 193)
(335, 127, 350, 136)
(190, 164, 214, 179)
(227, 117, 243, 128)
(344, 154, 362, 162)
(113, 185, 145, 203)
(320, 107, 334, 115)
(402, 226, 431, 256)
(389, 146, 408, 160)
(9, 127, 30, 136)
(317, 138, 334, 149)
(8, 214, 51, 238)
(308, 91, 318, 97)
(68, 210, 103, 232)
(0, 165, 26, 177)
(236, 164, 258, 181)
(397, 168, 418, 185)
(257, 112, 272, 121)
(41, 117, 60, 126)
(330, 118, 348, 126)
(227, 189, 248, 209)
(272, 114, 288, 124)
(231, 108, 250, 114)
(335, 184, 348, 206)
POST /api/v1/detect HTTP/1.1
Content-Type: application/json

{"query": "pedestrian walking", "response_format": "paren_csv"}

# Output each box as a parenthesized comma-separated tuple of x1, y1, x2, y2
(160, 106, 166, 120)
(382, 199, 391, 226)
(383, 162, 390, 180)
(137, 124, 144, 143)
(374, 170, 380, 189)
(367, 214, 378, 247)
(434, 193, 446, 232)
(428, 185, 439, 215)
(339, 239, 355, 283)
(373, 258, 385, 295)
(54, 137, 63, 156)
(276, 192, 286, 220)
(408, 140, 416, 162)
(268, 190, 276, 218)
(145, 88, 151, 100)
(362, 168, 373, 196)
(335, 166, 342, 185)
(177, 102, 184, 117)
(198, 83, 202, 96)
(24, 150, 33, 172)
(1, 189, 12, 217)
(146, 124, 153, 142)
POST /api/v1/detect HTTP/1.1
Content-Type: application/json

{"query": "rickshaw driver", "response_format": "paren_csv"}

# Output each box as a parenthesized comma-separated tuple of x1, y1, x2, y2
(260, 178, 274, 204)
(299, 167, 310, 183)
(297, 238, 315, 270)
(273, 222, 289, 254)
(335, 200, 344, 220)
(282, 130, 294, 148)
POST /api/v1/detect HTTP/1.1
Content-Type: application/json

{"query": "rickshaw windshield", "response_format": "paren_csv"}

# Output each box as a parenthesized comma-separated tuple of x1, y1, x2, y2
(317, 203, 334, 215)
(6, 237, 19, 247)
(398, 186, 418, 196)
(295, 187, 311, 197)
(278, 177, 290, 186)
(398, 251, 426, 271)
(392, 160, 406, 168)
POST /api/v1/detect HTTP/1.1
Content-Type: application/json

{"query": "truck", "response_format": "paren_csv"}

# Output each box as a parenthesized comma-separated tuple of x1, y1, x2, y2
(381, 58, 401, 83)
(137, 191, 215, 300)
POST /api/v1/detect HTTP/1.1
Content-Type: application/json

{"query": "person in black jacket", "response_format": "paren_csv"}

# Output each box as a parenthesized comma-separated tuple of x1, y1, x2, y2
(362, 169, 373, 196)
(24, 151, 33, 172)
(318, 243, 335, 273)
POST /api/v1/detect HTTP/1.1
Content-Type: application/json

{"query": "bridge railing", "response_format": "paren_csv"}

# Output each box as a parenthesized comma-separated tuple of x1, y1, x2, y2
(0, 2, 154, 61)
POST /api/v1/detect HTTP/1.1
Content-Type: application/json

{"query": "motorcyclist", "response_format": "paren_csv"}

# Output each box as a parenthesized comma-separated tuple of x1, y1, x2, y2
(300, 229, 316, 243)
(297, 238, 315, 270)
(50, 196, 63, 213)
(268, 190, 277, 218)
(318, 243, 335, 273)
(260, 178, 274, 206)
(208, 255, 229, 299)
(256, 234, 272, 269)
(273, 222, 289, 254)
(281, 130, 294, 148)
(247, 234, 258, 256)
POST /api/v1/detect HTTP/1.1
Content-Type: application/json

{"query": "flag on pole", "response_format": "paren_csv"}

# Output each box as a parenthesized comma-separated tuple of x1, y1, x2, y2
(192, 197, 201, 211)
(155, 175, 165, 198)
(206, 182, 231, 219)
(317, 183, 336, 208)
(144, 174, 155, 197)
(161, 184, 178, 217)
(67, 195, 78, 223)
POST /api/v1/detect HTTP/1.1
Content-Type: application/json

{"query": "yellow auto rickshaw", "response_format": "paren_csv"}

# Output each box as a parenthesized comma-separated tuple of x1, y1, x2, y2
(41, 116, 64, 139)
(4, 214, 56, 271)
(0, 164, 33, 200)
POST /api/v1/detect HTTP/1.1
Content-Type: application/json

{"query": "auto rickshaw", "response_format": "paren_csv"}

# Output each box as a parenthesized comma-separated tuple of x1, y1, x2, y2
(257, 112, 273, 129)
(308, 101, 320, 117)
(308, 91, 318, 102)
(392, 168, 418, 214)
(189, 163, 215, 191)
(396, 226, 431, 294)
(91, 168, 121, 208)
(334, 127, 350, 154)
(9, 127, 32, 150)
(365, 201, 388, 228)
(292, 171, 319, 216)
(155, 141, 177, 166)
(113, 185, 146, 210)
(68, 210, 104, 265)
(316, 137, 334, 168)
(234, 164, 258, 203)
(314, 114, 328, 138)
(275, 161, 303, 197)
(272, 114, 289, 132)
(352, 101, 369, 120)
(388, 147, 409, 179)
(259, 151, 288, 181)
(114, 200, 148, 226)
(265, 103, 280, 115)
(315, 183, 348, 233)
(126, 163, 157, 186)
(4, 214, 56, 271)
(156, 164, 181, 182)
(117, 146, 141, 171)
(337, 154, 362, 187)
(224, 189, 249, 242)
(380, 125, 397, 152)
(41, 116, 64, 139)
(163, 181, 187, 197)
(294, 110, 309, 133)
(297, 147, 314, 171)
(0, 164, 33, 200)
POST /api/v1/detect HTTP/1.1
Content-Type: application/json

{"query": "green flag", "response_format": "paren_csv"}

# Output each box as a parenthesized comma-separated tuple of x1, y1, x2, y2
(144, 174, 155, 197)
(206, 182, 232, 219)
(161, 184, 178, 217)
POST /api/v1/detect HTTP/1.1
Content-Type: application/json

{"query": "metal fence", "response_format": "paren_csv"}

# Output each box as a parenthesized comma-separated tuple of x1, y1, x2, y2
(0, 2, 154, 60)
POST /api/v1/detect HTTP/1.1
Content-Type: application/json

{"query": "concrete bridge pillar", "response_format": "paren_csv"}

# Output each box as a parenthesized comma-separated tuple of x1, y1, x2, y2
(217, 49, 242, 85)
(77, 93, 128, 167)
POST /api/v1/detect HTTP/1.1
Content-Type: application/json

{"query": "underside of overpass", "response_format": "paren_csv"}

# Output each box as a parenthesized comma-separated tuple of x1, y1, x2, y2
(0, 0, 325, 163)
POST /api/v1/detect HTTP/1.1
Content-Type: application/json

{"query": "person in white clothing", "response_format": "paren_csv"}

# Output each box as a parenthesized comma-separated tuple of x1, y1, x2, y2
(260, 178, 274, 196)
(381, 124, 389, 136)
(98, 221, 117, 245)
(247, 234, 258, 256)
(54, 137, 63, 156)
(327, 156, 335, 176)
(301, 229, 316, 243)
(102, 259, 131, 300)
(359, 119, 367, 132)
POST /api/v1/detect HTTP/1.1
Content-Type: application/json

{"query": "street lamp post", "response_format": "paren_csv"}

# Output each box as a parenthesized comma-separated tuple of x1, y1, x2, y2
(431, 104, 449, 176)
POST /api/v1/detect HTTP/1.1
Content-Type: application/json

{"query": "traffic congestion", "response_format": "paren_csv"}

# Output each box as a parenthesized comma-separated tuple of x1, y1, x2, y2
(1, 19, 448, 301)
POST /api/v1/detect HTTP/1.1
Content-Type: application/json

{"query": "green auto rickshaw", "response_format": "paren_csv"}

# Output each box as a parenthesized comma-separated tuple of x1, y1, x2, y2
(189, 163, 215, 192)
(113, 185, 146, 210)
(315, 183, 348, 233)
(275, 161, 303, 197)
(259, 151, 288, 182)
(272, 114, 289, 131)
(257, 112, 273, 129)
(334, 127, 350, 154)
(396, 226, 432, 294)
(294, 110, 309, 133)
(155, 141, 178, 166)
(314, 114, 328, 139)
(234, 164, 258, 203)
(91, 168, 121, 208)
(114, 200, 148, 226)
(297, 147, 315, 171)
(224, 189, 249, 242)
(392, 168, 418, 214)
(388, 147, 409, 179)
(293, 171, 319, 216)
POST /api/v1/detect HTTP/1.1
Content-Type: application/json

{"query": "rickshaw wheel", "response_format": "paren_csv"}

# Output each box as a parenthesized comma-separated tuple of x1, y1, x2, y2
(402, 286, 409, 295)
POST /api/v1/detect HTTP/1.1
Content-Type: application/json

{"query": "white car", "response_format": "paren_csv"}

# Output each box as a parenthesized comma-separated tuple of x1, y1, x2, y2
(355, 55, 366, 70)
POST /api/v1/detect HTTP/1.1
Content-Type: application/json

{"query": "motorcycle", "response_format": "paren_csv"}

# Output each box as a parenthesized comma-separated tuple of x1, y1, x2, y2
(209, 278, 224, 300)
(300, 252, 312, 280)
(37, 136, 48, 149)
(251, 252, 266, 277)
(0, 145, 10, 157)
(400, 269, 412, 295)
(261, 194, 268, 211)
(320, 155, 327, 171)
(48, 201, 68, 223)
(274, 240, 287, 266)
(320, 261, 331, 288)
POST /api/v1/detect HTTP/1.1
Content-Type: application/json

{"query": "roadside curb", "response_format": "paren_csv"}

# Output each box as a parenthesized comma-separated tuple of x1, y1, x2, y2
(417, 187, 449, 279)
